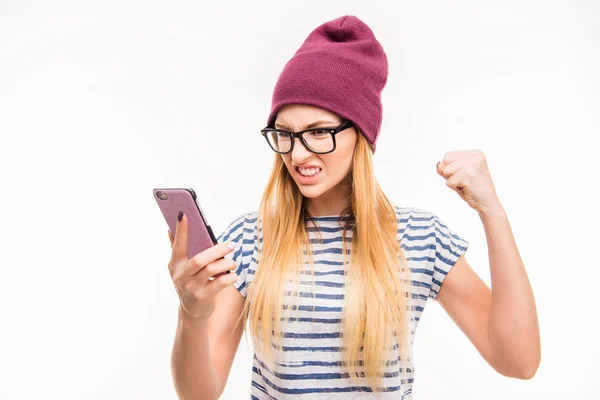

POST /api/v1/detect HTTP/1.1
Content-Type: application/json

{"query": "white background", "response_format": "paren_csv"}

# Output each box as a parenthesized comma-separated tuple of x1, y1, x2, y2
(1, 1, 598, 399)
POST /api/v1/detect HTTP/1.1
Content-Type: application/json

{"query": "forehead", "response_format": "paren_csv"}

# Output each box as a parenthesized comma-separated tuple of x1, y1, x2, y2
(275, 104, 341, 128)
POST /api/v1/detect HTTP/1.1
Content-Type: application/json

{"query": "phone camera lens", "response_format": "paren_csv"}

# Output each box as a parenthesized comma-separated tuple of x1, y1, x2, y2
(156, 191, 168, 200)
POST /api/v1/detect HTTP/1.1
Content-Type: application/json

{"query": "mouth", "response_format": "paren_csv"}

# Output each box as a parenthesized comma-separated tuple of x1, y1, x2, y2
(294, 166, 322, 182)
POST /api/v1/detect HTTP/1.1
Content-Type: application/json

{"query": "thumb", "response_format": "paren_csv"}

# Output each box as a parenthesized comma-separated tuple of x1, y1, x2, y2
(436, 161, 444, 176)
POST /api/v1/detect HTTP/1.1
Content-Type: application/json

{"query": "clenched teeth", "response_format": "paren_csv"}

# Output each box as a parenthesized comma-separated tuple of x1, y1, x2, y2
(298, 167, 321, 176)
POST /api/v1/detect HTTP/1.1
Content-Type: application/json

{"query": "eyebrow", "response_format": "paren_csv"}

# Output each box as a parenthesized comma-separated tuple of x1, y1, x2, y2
(274, 120, 339, 131)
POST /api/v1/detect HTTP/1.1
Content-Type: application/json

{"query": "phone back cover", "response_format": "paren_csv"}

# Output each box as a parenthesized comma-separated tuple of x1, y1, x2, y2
(153, 188, 215, 259)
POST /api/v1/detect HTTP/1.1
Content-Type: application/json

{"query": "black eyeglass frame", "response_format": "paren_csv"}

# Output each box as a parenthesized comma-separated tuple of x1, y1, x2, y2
(261, 120, 354, 155)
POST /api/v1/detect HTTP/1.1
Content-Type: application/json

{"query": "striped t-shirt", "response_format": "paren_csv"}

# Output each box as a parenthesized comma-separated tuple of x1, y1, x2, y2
(216, 205, 469, 399)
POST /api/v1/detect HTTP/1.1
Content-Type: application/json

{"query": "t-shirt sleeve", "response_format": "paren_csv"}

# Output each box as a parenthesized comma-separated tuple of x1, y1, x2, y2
(216, 214, 249, 298)
(429, 213, 470, 300)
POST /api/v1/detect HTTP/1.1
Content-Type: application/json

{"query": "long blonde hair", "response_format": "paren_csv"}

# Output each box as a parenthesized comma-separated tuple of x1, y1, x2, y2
(234, 132, 412, 392)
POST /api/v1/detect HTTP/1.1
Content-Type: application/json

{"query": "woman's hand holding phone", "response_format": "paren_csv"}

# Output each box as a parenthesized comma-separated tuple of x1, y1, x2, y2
(167, 212, 239, 320)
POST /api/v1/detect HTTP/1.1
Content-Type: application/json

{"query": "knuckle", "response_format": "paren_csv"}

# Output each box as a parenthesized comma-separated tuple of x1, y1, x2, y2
(172, 271, 184, 285)
(227, 260, 237, 271)
(189, 256, 204, 269)
(194, 289, 208, 301)
(213, 275, 227, 288)
(204, 263, 218, 277)
(227, 272, 238, 284)
(223, 275, 237, 288)
(171, 262, 188, 283)
(182, 280, 195, 293)
(218, 279, 230, 289)
(191, 252, 209, 268)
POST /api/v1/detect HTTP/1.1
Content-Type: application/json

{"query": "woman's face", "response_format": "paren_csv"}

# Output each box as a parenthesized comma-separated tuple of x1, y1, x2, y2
(275, 104, 358, 201)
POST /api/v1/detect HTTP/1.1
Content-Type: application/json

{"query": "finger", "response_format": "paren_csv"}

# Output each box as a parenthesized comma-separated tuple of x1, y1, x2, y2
(446, 168, 468, 191)
(172, 212, 188, 262)
(197, 257, 236, 282)
(211, 270, 231, 279)
(168, 230, 174, 247)
(442, 150, 471, 164)
(436, 161, 444, 176)
(181, 242, 238, 278)
(204, 270, 239, 296)
(438, 160, 463, 179)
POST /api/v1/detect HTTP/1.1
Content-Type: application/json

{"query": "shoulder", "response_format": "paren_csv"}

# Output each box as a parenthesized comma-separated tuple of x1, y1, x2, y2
(391, 205, 437, 256)
(215, 211, 259, 298)
(216, 210, 259, 243)
(392, 204, 467, 244)
(392, 204, 436, 229)
(393, 203, 469, 262)
(391, 204, 469, 300)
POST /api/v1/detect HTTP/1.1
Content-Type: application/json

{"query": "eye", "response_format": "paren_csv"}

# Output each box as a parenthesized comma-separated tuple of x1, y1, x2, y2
(308, 129, 330, 137)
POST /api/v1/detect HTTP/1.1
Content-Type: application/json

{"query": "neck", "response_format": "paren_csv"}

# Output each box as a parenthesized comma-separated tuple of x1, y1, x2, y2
(305, 179, 352, 217)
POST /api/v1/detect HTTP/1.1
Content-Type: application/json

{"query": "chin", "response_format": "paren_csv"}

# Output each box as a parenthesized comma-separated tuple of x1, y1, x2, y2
(297, 184, 326, 199)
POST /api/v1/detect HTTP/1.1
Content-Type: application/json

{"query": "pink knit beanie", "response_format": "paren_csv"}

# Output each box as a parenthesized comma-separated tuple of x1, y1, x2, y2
(267, 15, 388, 153)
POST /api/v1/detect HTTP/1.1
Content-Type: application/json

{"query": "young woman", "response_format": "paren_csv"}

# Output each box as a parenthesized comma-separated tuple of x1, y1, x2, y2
(167, 15, 540, 400)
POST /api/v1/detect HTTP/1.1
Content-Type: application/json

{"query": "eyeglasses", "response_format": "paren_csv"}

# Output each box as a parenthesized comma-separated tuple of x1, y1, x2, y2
(261, 120, 354, 154)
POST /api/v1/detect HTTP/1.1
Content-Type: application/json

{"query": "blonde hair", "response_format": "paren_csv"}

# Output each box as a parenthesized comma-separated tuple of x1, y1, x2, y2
(234, 132, 412, 392)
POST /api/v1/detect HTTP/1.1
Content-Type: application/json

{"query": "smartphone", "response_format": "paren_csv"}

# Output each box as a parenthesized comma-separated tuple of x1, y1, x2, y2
(153, 188, 220, 260)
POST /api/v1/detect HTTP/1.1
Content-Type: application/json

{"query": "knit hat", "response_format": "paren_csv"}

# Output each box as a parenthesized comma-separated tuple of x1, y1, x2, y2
(266, 15, 388, 153)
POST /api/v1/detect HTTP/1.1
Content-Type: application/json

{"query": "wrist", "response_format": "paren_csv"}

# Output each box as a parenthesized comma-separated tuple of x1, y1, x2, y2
(477, 202, 506, 219)
(178, 306, 209, 329)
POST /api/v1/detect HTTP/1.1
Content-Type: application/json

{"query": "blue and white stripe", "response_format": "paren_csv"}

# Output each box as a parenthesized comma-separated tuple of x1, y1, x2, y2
(217, 206, 469, 399)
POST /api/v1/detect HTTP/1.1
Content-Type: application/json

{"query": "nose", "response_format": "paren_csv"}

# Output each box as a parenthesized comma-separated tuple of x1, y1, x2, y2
(290, 137, 312, 162)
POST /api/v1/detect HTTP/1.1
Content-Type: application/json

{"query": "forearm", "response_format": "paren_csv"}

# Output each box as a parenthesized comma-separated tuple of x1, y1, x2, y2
(171, 306, 222, 400)
(480, 204, 541, 379)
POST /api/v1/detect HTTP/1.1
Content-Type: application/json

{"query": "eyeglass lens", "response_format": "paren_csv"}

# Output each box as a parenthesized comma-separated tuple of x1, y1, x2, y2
(266, 129, 334, 153)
